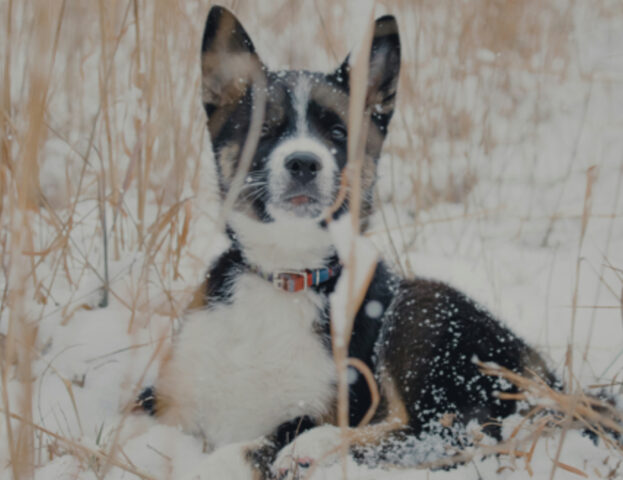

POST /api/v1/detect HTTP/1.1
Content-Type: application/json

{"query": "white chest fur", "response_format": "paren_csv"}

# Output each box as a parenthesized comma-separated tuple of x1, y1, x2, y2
(161, 273, 337, 448)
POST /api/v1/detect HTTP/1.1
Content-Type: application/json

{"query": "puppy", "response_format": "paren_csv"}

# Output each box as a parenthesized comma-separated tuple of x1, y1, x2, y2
(137, 6, 558, 478)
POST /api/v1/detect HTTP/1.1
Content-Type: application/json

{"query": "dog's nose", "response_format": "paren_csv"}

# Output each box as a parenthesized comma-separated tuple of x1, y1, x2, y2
(284, 153, 322, 185)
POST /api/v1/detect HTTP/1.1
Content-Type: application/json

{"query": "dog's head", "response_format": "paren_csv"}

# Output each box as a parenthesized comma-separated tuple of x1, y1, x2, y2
(201, 6, 400, 228)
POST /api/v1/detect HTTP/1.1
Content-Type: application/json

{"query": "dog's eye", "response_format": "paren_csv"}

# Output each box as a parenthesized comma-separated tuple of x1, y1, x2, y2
(330, 125, 347, 141)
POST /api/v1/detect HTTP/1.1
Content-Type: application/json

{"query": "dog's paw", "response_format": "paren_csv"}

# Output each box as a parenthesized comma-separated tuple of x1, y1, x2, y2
(272, 425, 343, 479)
(182, 442, 255, 480)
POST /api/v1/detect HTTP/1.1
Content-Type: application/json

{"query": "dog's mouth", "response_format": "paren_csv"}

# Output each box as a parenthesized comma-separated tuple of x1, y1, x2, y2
(287, 194, 316, 206)
(276, 191, 326, 218)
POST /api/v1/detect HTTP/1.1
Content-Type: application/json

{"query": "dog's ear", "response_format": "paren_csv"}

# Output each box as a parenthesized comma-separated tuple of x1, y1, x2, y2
(366, 15, 400, 123)
(332, 15, 401, 132)
(200, 6, 265, 116)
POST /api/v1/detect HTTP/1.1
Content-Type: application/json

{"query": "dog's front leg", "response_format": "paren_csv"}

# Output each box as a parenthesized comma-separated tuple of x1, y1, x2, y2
(271, 424, 343, 479)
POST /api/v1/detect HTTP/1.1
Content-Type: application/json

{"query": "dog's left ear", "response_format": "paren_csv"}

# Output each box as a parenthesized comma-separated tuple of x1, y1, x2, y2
(333, 15, 401, 132)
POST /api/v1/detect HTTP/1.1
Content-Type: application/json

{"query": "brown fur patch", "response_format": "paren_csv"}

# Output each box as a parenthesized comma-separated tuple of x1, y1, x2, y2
(521, 346, 557, 385)
(201, 52, 261, 106)
(201, 9, 262, 106)
(202, 57, 260, 143)
(382, 374, 410, 425)
(201, 9, 264, 139)
(150, 344, 204, 435)
(309, 83, 349, 123)
(187, 279, 208, 311)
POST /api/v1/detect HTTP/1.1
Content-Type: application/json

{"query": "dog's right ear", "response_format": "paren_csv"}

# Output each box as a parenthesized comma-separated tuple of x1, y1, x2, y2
(201, 6, 264, 117)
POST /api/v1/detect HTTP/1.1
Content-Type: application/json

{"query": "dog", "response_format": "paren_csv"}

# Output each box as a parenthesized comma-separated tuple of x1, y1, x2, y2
(136, 6, 560, 478)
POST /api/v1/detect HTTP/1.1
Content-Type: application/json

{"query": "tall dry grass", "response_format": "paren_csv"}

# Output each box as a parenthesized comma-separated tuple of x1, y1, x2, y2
(0, 1, 622, 479)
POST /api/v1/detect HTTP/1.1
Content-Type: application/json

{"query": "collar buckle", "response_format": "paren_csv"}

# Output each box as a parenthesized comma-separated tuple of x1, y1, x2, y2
(273, 270, 309, 292)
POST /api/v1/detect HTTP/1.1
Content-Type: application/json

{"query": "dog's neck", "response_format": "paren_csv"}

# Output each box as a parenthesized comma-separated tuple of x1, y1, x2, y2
(227, 211, 335, 272)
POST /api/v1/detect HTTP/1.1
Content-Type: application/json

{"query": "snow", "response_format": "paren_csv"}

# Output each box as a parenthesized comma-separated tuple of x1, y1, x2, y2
(1, 1, 623, 479)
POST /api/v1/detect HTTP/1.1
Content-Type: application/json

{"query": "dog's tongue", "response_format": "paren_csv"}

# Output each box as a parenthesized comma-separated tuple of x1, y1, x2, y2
(290, 195, 309, 205)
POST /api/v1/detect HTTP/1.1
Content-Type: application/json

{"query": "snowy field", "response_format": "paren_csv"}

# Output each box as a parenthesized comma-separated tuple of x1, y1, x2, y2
(1, 1, 623, 479)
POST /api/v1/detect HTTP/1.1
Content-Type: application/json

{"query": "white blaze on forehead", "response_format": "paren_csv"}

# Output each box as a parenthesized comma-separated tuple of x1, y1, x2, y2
(293, 76, 311, 135)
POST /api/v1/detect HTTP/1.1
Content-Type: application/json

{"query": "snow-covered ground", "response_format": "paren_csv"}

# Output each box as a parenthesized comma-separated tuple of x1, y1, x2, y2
(1, 1, 622, 479)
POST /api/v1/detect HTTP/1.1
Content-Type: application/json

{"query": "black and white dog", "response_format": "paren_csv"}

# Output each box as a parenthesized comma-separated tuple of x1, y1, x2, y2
(137, 6, 558, 478)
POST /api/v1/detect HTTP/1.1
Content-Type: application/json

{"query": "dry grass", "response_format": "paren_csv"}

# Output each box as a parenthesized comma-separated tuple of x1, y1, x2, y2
(1, 0, 622, 479)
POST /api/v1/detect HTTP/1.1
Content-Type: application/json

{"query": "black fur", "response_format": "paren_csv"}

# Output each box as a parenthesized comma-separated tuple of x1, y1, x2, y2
(317, 262, 556, 438)
(136, 386, 157, 416)
(203, 247, 245, 306)
(380, 278, 557, 441)
(345, 263, 400, 426)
